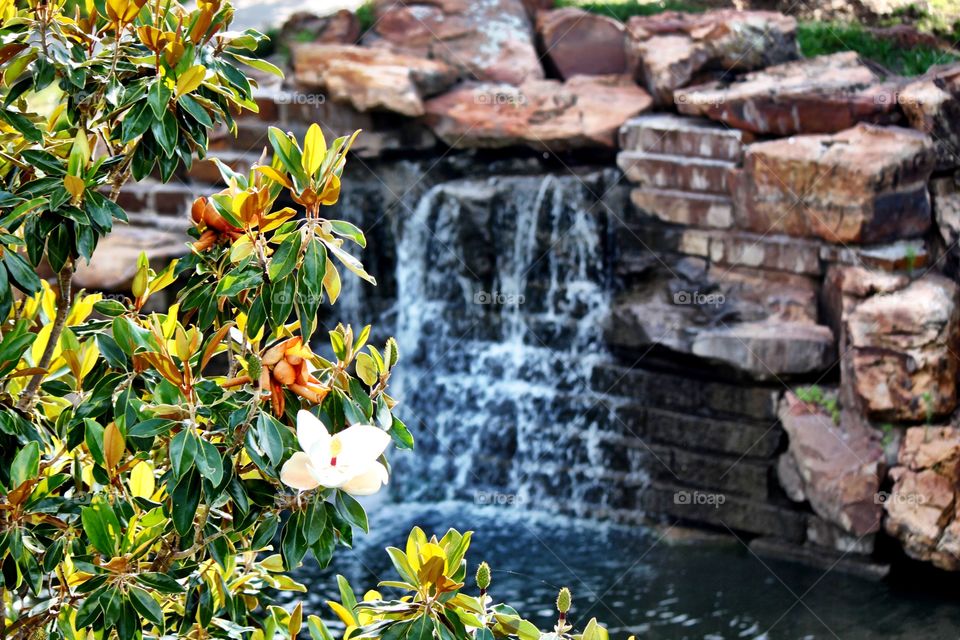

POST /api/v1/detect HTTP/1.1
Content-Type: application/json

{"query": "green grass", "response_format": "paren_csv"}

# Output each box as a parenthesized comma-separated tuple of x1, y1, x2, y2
(554, 0, 704, 22)
(796, 21, 959, 76)
(355, 0, 377, 33)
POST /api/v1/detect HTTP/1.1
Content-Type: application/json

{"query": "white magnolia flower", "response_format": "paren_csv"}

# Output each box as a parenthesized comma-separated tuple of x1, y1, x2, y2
(280, 410, 391, 495)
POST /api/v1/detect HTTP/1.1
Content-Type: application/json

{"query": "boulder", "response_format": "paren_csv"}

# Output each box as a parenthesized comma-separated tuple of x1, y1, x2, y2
(899, 427, 960, 482)
(627, 10, 798, 104)
(365, 0, 544, 85)
(279, 9, 360, 45)
(846, 275, 960, 421)
(632, 34, 713, 105)
(691, 320, 835, 378)
(424, 75, 653, 151)
(898, 63, 960, 170)
(737, 124, 935, 244)
(932, 175, 960, 261)
(778, 393, 884, 536)
(885, 467, 959, 570)
(606, 256, 835, 379)
(292, 44, 458, 117)
(74, 225, 189, 292)
(536, 8, 629, 79)
(674, 52, 900, 135)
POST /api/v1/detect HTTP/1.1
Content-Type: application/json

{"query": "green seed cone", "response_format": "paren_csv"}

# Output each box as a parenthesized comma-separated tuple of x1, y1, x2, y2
(476, 561, 491, 590)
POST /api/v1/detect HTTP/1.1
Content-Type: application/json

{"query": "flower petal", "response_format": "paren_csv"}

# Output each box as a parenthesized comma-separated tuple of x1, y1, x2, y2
(297, 409, 330, 456)
(311, 465, 350, 488)
(335, 424, 391, 467)
(341, 461, 389, 496)
(280, 452, 321, 491)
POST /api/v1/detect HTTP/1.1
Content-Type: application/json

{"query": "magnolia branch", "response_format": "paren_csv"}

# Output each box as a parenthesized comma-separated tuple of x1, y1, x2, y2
(16, 262, 74, 412)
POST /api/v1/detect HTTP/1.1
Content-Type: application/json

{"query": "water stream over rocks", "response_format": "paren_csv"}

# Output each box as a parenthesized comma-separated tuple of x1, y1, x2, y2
(327, 156, 636, 513)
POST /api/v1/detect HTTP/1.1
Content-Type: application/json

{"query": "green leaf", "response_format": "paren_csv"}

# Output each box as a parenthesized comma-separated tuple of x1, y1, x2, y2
(148, 80, 172, 120)
(268, 232, 301, 283)
(121, 101, 153, 143)
(389, 415, 414, 450)
(335, 490, 368, 533)
(4, 251, 42, 294)
(330, 220, 366, 248)
(111, 317, 160, 355)
(196, 438, 224, 486)
(93, 299, 127, 317)
(136, 572, 184, 593)
(81, 499, 121, 557)
(128, 586, 165, 630)
(257, 413, 285, 467)
(178, 94, 212, 128)
(84, 419, 106, 467)
(302, 240, 326, 295)
(169, 430, 197, 479)
(10, 441, 40, 487)
(170, 469, 201, 536)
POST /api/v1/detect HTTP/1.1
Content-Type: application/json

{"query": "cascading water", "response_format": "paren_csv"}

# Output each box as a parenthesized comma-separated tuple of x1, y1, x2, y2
(329, 160, 640, 514)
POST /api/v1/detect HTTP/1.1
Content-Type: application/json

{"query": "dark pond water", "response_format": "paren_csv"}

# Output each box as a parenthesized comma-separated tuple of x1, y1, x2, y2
(289, 501, 960, 640)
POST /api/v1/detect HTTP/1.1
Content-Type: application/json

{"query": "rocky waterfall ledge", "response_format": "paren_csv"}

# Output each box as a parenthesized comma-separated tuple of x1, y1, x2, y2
(96, 1, 960, 577)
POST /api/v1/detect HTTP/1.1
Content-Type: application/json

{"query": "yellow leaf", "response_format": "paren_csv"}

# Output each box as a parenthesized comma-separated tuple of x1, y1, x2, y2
(289, 602, 303, 640)
(103, 422, 125, 470)
(129, 461, 155, 499)
(148, 259, 179, 295)
(301, 123, 326, 177)
(64, 174, 85, 202)
(260, 207, 297, 234)
(322, 258, 340, 305)
(326, 601, 357, 628)
(256, 165, 292, 189)
(31, 323, 55, 365)
(176, 65, 206, 96)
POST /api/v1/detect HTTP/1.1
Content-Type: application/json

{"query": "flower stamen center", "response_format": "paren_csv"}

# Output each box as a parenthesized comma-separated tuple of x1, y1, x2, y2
(330, 437, 342, 467)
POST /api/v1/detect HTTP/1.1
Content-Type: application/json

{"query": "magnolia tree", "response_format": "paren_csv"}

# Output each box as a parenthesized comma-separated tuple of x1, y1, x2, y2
(0, 0, 615, 638)
(0, 0, 409, 635)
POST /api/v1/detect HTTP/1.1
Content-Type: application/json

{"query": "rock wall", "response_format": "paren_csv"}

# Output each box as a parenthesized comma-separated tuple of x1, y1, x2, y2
(104, 3, 960, 574)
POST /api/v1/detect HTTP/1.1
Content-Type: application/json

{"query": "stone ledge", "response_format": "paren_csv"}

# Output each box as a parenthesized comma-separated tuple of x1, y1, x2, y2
(636, 481, 807, 542)
(618, 150, 736, 194)
(619, 113, 750, 161)
(592, 363, 781, 421)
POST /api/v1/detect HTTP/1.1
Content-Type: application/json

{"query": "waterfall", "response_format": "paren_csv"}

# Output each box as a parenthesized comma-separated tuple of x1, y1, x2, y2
(330, 162, 638, 515)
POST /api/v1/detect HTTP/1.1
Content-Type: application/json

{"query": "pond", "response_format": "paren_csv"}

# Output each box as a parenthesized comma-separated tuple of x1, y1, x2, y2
(291, 501, 960, 640)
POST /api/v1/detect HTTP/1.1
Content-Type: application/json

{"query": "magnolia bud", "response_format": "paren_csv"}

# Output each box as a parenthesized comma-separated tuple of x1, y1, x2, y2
(556, 587, 571, 614)
(476, 561, 491, 590)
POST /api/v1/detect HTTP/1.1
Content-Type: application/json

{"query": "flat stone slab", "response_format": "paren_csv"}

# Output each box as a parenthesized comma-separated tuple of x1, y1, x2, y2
(631, 188, 734, 229)
(425, 75, 653, 151)
(618, 151, 736, 194)
(293, 43, 458, 116)
(738, 123, 936, 244)
(674, 52, 899, 135)
(619, 113, 750, 161)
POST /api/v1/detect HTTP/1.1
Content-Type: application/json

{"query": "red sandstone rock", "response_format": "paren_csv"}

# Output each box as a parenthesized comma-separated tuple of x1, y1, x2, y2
(674, 52, 900, 135)
(846, 275, 960, 422)
(885, 423, 960, 571)
(293, 44, 458, 117)
(627, 10, 798, 104)
(898, 63, 960, 170)
(424, 75, 653, 151)
(365, 0, 544, 85)
(778, 393, 884, 536)
(536, 8, 629, 79)
(737, 124, 935, 244)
